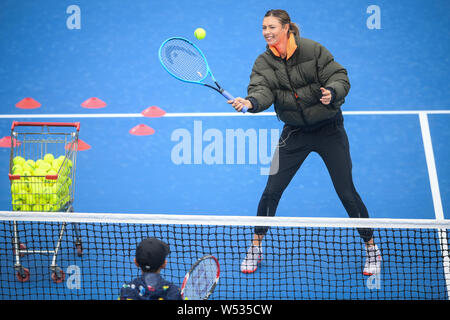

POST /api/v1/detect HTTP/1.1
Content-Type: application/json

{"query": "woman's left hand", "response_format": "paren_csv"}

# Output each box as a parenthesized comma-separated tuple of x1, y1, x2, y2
(320, 87, 332, 105)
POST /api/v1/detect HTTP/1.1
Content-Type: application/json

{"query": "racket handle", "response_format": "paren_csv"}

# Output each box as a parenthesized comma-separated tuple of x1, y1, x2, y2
(221, 90, 248, 113)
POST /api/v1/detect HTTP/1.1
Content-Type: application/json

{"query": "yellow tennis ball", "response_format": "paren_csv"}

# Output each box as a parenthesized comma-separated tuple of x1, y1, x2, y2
(22, 204, 33, 211)
(13, 156, 26, 166)
(44, 153, 54, 164)
(12, 164, 23, 175)
(12, 198, 23, 211)
(194, 28, 206, 40)
(11, 182, 21, 194)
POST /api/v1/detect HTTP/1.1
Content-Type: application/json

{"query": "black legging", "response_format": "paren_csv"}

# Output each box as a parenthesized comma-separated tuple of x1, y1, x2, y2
(255, 120, 373, 243)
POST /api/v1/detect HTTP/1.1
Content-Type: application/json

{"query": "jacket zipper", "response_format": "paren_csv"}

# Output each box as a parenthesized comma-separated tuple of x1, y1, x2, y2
(283, 59, 309, 126)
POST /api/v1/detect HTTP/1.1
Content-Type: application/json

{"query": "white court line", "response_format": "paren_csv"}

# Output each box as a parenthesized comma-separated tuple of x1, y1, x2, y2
(0, 113, 143, 119)
(0, 109, 450, 119)
(418, 112, 450, 299)
(419, 113, 445, 221)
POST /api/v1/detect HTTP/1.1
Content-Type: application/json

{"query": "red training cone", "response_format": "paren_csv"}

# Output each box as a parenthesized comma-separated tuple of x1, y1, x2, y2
(65, 139, 91, 151)
(141, 106, 166, 118)
(81, 97, 107, 109)
(16, 97, 41, 109)
(129, 124, 155, 136)
(77, 139, 91, 151)
(0, 136, 21, 148)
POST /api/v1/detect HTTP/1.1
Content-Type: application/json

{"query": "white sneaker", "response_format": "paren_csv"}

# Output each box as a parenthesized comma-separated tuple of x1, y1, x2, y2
(363, 244, 382, 276)
(241, 245, 263, 274)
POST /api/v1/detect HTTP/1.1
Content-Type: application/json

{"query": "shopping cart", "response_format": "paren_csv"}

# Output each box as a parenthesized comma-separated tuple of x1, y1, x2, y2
(8, 121, 83, 283)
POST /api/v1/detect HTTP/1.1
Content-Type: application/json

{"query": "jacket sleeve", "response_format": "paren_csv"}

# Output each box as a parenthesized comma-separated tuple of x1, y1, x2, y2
(315, 43, 350, 102)
(245, 56, 275, 113)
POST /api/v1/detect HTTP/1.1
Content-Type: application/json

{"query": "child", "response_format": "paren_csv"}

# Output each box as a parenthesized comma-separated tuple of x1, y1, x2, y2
(119, 237, 182, 300)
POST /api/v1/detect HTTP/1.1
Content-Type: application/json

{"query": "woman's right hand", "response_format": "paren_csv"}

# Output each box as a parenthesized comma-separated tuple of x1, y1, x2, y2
(227, 97, 253, 112)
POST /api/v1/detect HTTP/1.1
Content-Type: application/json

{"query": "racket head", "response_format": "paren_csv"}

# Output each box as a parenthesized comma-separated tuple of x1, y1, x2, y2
(180, 255, 220, 300)
(158, 37, 211, 84)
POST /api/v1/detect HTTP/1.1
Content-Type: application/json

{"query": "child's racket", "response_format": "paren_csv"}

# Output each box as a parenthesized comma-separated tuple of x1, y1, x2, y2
(158, 37, 248, 113)
(180, 255, 220, 300)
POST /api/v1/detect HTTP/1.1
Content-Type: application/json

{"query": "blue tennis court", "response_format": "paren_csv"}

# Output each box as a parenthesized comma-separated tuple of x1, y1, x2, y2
(0, 0, 449, 300)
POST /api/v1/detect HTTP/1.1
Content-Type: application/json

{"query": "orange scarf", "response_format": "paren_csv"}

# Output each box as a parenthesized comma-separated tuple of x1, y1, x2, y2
(269, 33, 297, 60)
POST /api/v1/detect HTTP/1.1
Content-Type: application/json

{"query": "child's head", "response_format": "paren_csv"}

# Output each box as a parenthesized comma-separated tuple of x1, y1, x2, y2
(135, 237, 170, 273)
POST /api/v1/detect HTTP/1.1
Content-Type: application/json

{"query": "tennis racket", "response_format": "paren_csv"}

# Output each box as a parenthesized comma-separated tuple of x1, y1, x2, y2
(158, 37, 248, 113)
(180, 255, 220, 300)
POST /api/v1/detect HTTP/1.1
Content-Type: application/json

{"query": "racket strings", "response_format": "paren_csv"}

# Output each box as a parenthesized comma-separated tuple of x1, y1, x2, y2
(160, 39, 208, 82)
(184, 258, 218, 299)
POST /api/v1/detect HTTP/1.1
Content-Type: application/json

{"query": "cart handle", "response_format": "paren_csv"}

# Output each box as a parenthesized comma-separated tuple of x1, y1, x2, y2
(11, 121, 80, 132)
(9, 173, 58, 181)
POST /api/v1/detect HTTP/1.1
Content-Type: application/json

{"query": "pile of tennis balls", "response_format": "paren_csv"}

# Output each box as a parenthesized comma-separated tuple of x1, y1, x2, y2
(10, 154, 73, 212)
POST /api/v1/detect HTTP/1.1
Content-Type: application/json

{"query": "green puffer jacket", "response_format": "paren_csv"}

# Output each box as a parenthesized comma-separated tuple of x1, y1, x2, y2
(246, 34, 350, 129)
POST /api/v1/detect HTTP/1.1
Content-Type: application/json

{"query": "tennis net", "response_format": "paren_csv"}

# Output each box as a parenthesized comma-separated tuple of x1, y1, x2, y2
(0, 211, 449, 300)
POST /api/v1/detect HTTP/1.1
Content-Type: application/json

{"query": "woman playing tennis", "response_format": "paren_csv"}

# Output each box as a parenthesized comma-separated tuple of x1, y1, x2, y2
(228, 9, 382, 276)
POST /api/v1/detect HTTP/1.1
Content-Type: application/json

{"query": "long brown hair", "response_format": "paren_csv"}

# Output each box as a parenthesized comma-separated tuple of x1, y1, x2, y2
(264, 9, 300, 36)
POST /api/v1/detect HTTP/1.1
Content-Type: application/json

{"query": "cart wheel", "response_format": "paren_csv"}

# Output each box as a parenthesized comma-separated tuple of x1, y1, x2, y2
(51, 267, 65, 284)
(75, 242, 83, 257)
(13, 243, 27, 257)
(16, 267, 30, 282)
